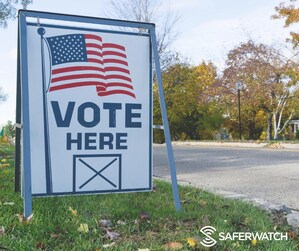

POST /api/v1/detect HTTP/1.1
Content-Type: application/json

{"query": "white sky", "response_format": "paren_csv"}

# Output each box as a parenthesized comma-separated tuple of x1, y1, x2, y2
(0, 0, 294, 124)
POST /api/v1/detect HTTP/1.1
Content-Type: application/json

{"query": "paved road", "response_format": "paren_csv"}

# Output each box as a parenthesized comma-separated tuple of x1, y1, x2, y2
(153, 144, 299, 210)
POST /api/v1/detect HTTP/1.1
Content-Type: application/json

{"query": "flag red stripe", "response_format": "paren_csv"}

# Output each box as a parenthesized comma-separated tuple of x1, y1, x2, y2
(104, 67, 130, 74)
(86, 43, 102, 50)
(88, 58, 104, 64)
(103, 51, 126, 58)
(84, 34, 102, 42)
(51, 74, 106, 83)
(103, 58, 128, 66)
(49, 81, 106, 92)
(106, 74, 131, 82)
(87, 50, 102, 57)
(107, 82, 134, 90)
(98, 89, 136, 98)
(52, 66, 104, 75)
(103, 43, 125, 51)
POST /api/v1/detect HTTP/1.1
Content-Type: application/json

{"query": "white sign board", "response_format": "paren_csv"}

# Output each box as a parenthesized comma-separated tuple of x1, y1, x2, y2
(24, 23, 152, 196)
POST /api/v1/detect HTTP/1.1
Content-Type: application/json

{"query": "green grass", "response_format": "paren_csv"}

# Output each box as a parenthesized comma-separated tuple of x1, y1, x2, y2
(0, 142, 298, 250)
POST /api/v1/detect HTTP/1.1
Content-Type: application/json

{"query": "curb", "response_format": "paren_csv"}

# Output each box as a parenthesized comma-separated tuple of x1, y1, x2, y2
(158, 141, 299, 149)
(157, 177, 299, 231)
(215, 190, 299, 231)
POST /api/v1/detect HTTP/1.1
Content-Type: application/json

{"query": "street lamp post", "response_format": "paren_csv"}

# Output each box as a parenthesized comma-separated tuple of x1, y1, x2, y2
(236, 82, 242, 140)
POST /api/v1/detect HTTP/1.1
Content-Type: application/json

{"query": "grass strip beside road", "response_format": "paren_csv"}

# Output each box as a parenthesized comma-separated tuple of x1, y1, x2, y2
(0, 142, 298, 250)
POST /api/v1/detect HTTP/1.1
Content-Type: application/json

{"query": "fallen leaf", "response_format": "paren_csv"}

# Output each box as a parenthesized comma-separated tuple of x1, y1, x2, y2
(0, 226, 5, 235)
(35, 242, 45, 249)
(186, 237, 197, 248)
(139, 211, 149, 220)
(16, 213, 34, 224)
(106, 230, 120, 240)
(287, 230, 297, 239)
(3, 202, 14, 206)
(103, 242, 116, 248)
(99, 219, 112, 227)
(50, 233, 59, 239)
(251, 239, 257, 246)
(77, 223, 89, 233)
(201, 215, 210, 226)
(163, 242, 183, 249)
(199, 199, 207, 206)
(68, 207, 78, 217)
(117, 220, 126, 225)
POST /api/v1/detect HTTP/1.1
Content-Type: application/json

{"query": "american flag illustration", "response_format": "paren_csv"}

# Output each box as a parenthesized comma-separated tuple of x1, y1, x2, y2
(46, 33, 135, 98)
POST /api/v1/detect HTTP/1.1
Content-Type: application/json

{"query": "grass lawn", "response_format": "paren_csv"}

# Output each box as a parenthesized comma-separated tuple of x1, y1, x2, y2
(0, 142, 298, 250)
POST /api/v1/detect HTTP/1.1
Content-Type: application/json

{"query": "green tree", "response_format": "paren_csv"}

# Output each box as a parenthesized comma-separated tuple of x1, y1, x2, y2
(0, 0, 32, 28)
(4, 120, 15, 144)
(154, 59, 222, 142)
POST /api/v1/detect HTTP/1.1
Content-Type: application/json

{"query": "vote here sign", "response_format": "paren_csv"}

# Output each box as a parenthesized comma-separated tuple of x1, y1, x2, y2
(24, 23, 152, 196)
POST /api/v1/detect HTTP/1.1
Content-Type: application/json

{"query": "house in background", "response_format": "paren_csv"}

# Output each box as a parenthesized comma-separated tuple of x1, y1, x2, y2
(289, 119, 299, 134)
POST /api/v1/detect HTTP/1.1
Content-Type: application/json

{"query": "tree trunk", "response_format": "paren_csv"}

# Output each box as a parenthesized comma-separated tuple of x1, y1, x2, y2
(266, 113, 273, 141)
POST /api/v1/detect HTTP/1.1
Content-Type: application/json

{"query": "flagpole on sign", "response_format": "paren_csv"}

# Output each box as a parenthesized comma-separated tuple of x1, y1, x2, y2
(37, 26, 53, 194)
(149, 26, 181, 211)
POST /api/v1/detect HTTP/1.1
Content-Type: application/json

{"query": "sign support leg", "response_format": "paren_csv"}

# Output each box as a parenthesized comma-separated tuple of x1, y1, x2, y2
(150, 27, 181, 211)
(15, 28, 22, 193)
(19, 13, 33, 218)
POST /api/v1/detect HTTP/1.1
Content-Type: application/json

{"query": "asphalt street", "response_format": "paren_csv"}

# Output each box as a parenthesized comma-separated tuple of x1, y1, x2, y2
(153, 144, 299, 210)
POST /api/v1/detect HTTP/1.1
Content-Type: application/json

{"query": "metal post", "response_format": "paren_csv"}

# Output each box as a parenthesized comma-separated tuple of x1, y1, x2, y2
(15, 26, 22, 193)
(150, 26, 181, 211)
(37, 27, 53, 194)
(238, 89, 241, 140)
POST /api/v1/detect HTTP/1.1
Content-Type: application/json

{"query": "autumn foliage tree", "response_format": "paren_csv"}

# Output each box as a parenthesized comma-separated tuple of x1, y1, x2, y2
(153, 60, 223, 142)
(218, 40, 299, 140)
(273, 0, 299, 48)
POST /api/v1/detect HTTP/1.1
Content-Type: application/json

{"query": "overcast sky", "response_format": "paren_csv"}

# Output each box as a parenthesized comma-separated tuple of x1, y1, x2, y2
(0, 0, 294, 124)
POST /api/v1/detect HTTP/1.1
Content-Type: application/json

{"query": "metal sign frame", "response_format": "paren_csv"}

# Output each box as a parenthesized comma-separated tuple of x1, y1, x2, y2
(16, 10, 181, 218)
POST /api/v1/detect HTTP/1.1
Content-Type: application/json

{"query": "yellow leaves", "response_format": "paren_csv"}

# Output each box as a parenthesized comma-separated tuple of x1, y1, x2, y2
(0, 158, 10, 168)
(15, 213, 34, 224)
(68, 207, 89, 234)
(77, 223, 89, 233)
(199, 199, 208, 207)
(186, 237, 197, 248)
(68, 207, 78, 217)
(251, 239, 257, 246)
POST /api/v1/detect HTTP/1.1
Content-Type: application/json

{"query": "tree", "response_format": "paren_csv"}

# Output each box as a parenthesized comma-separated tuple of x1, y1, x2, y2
(106, 0, 180, 68)
(0, 0, 32, 28)
(153, 59, 222, 142)
(273, 0, 299, 48)
(4, 120, 15, 144)
(218, 40, 299, 140)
